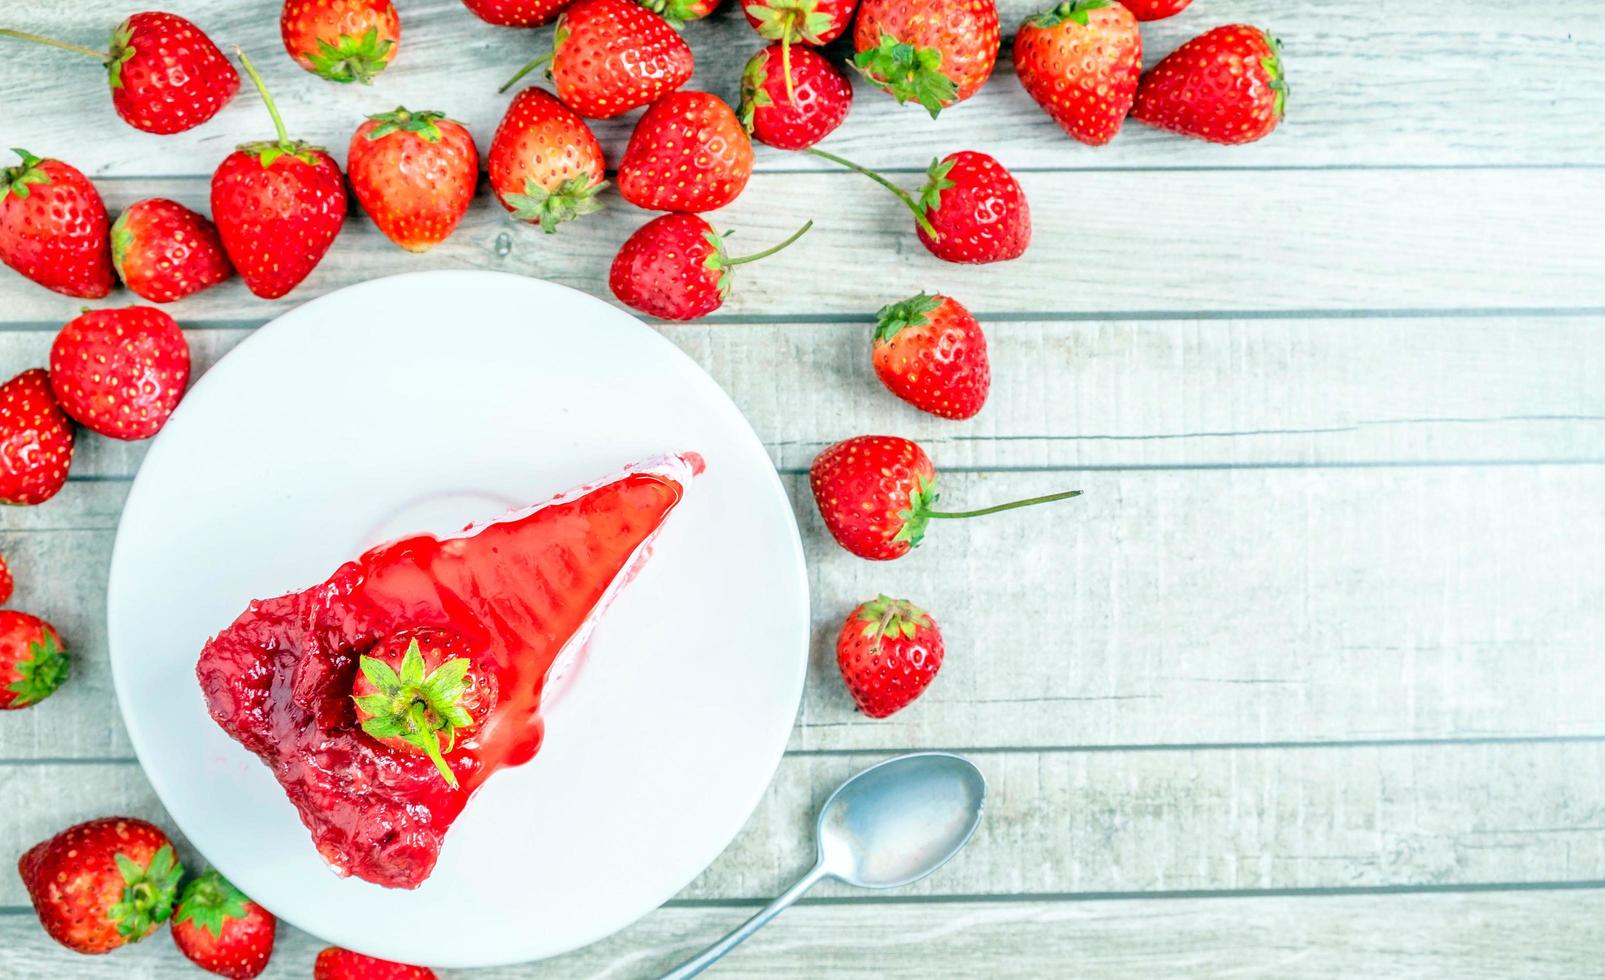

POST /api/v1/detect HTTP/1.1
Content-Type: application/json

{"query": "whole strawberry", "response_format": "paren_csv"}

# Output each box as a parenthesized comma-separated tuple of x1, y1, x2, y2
(49, 306, 190, 441)
(1015, 0, 1141, 146)
(464, 0, 575, 28)
(171, 870, 277, 979)
(853, 0, 999, 117)
(350, 107, 480, 251)
(281, 0, 401, 84)
(17, 817, 182, 954)
(112, 199, 234, 303)
(314, 946, 438, 980)
(352, 629, 498, 788)
(0, 150, 113, 299)
(1, 13, 239, 134)
(498, 0, 692, 119)
(489, 88, 606, 233)
(872, 293, 989, 419)
(212, 50, 347, 299)
(743, 0, 856, 104)
(809, 435, 1080, 560)
(0, 369, 75, 506)
(610, 214, 811, 321)
(618, 92, 754, 212)
(837, 595, 943, 717)
(916, 151, 1030, 263)
(1123, 0, 1190, 20)
(1132, 25, 1287, 144)
(0, 553, 12, 605)
(739, 43, 853, 151)
(0, 610, 69, 709)
(638, 0, 722, 28)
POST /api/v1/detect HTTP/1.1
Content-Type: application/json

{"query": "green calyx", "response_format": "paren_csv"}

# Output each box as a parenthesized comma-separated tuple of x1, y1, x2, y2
(1028, 0, 1109, 28)
(235, 48, 324, 167)
(853, 34, 957, 119)
(738, 49, 773, 132)
(174, 870, 251, 940)
(110, 212, 134, 278)
(504, 174, 608, 234)
(916, 157, 957, 218)
(304, 27, 395, 85)
(108, 844, 183, 942)
(1262, 32, 1288, 119)
(746, 0, 834, 45)
(106, 21, 136, 89)
(354, 639, 475, 788)
(856, 594, 931, 648)
(365, 106, 448, 142)
(701, 220, 814, 298)
(1, 148, 51, 203)
(637, 0, 706, 30)
(873, 292, 943, 343)
(5, 627, 69, 707)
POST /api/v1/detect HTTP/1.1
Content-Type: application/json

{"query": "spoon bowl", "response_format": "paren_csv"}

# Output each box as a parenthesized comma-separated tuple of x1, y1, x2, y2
(816, 752, 988, 889)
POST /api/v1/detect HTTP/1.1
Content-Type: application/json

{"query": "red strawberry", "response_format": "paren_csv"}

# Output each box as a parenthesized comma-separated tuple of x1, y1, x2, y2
(637, 0, 722, 28)
(0, 369, 75, 506)
(0, 610, 69, 709)
(488, 88, 607, 233)
(281, 0, 401, 84)
(809, 435, 1080, 560)
(49, 306, 190, 441)
(17, 817, 182, 954)
(111, 199, 234, 303)
(0, 553, 12, 605)
(1014, 0, 1141, 146)
(1, 13, 239, 135)
(464, 0, 575, 28)
(1123, 0, 1190, 20)
(1132, 25, 1287, 144)
(852, 0, 999, 117)
(350, 108, 480, 251)
(498, 0, 692, 119)
(743, 0, 856, 104)
(837, 595, 943, 717)
(618, 92, 754, 212)
(0, 150, 113, 299)
(739, 43, 853, 151)
(171, 870, 277, 979)
(610, 214, 811, 321)
(916, 151, 1030, 263)
(872, 293, 989, 419)
(352, 628, 498, 788)
(315, 947, 438, 980)
(211, 51, 347, 299)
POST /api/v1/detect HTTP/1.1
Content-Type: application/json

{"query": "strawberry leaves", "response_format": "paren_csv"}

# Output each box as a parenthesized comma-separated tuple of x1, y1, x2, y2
(917, 157, 957, 217)
(853, 34, 957, 119)
(503, 174, 608, 234)
(893, 472, 939, 548)
(856, 594, 931, 649)
(364, 107, 447, 142)
(354, 639, 474, 787)
(873, 292, 942, 343)
(108, 844, 183, 941)
(305, 27, 395, 85)
(1, 148, 51, 202)
(1028, 0, 1110, 28)
(1262, 32, 1288, 118)
(5, 628, 70, 708)
(174, 870, 250, 940)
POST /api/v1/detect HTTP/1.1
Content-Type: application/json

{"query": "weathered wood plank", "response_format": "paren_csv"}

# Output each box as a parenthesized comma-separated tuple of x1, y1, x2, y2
(3, 316, 1603, 478)
(4, 888, 1605, 978)
(1, 169, 1600, 322)
(3, 0, 1603, 174)
(3, 466, 1602, 759)
(4, 740, 1604, 908)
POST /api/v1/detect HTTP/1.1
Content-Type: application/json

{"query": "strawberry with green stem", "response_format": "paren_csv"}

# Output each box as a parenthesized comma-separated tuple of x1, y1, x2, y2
(281, 0, 401, 85)
(0, 610, 70, 710)
(350, 107, 480, 251)
(636, 0, 721, 28)
(497, 0, 693, 119)
(1132, 24, 1288, 144)
(1, 149, 113, 299)
(610, 214, 812, 321)
(742, 0, 856, 104)
(489, 87, 607, 233)
(852, 0, 999, 117)
(171, 870, 277, 979)
(836, 595, 944, 717)
(1014, 0, 1142, 146)
(872, 292, 990, 420)
(810, 435, 1081, 560)
(0, 13, 238, 134)
(111, 199, 234, 303)
(739, 43, 853, 150)
(352, 630, 496, 788)
(18, 818, 183, 954)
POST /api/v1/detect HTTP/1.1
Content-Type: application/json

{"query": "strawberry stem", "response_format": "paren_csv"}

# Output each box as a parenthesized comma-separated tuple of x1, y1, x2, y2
(498, 52, 552, 95)
(926, 489, 1083, 519)
(725, 220, 812, 265)
(803, 147, 939, 239)
(235, 48, 291, 147)
(781, 36, 797, 106)
(0, 28, 109, 62)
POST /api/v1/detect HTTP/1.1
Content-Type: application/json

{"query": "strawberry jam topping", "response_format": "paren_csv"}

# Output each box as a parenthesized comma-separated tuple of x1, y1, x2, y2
(196, 464, 689, 889)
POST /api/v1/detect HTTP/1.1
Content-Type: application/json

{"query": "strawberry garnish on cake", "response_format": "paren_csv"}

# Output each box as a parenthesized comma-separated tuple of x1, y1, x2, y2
(196, 454, 698, 889)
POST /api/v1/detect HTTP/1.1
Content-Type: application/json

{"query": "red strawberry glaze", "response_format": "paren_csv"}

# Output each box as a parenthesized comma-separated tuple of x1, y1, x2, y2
(196, 455, 697, 889)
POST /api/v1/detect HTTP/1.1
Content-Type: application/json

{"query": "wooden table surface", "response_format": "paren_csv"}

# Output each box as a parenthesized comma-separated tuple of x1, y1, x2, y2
(3, 0, 1604, 976)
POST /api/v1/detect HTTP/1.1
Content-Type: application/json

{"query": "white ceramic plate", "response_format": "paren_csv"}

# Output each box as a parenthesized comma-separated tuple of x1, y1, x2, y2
(107, 272, 809, 968)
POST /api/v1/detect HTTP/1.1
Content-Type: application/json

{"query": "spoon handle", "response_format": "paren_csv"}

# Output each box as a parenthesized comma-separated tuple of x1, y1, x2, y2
(657, 864, 829, 979)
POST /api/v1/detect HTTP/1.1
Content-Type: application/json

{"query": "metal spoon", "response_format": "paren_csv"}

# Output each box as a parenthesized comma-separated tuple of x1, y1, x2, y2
(659, 751, 987, 979)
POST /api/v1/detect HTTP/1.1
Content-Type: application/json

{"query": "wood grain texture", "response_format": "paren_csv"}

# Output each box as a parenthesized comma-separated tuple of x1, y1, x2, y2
(1, 169, 1602, 323)
(3, 740, 1605, 909)
(4, 888, 1605, 978)
(3, 0, 1603, 175)
(3, 465, 1601, 759)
